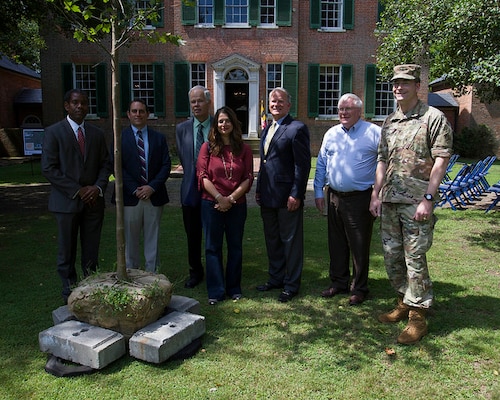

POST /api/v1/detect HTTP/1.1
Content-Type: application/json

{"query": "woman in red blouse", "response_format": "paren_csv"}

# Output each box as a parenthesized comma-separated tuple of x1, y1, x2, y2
(197, 106, 254, 305)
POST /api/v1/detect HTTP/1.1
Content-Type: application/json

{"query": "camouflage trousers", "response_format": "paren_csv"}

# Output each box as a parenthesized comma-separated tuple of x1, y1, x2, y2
(380, 203, 437, 308)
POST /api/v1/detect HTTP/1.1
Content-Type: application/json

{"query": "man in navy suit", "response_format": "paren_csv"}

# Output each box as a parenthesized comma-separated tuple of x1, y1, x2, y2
(114, 99, 171, 273)
(256, 87, 311, 302)
(42, 89, 111, 303)
(175, 86, 212, 288)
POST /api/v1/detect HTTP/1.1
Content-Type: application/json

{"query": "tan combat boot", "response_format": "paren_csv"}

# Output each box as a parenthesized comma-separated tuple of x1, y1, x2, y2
(397, 308, 428, 345)
(378, 296, 410, 323)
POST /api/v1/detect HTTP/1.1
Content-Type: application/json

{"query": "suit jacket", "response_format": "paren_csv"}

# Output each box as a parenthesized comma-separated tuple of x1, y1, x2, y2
(41, 118, 110, 213)
(175, 117, 213, 207)
(256, 114, 311, 208)
(115, 126, 171, 207)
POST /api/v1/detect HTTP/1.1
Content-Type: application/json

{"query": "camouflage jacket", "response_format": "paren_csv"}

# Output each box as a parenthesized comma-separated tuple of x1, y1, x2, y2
(378, 100, 453, 204)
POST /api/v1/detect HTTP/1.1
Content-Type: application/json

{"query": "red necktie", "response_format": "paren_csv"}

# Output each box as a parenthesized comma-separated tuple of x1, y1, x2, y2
(77, 126, 85, 156)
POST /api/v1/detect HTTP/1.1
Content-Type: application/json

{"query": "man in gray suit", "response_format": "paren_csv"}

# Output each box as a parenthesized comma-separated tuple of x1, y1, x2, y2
(42, 89, 110, 303)
(175, 86, 212, 288)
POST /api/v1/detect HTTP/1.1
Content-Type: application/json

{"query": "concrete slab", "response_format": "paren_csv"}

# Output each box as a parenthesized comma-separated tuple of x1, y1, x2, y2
(39, 320, 126, 369)
(52, 305, 76, 325)
(129, 311, 205, 364)
(165, 295, 201, 315)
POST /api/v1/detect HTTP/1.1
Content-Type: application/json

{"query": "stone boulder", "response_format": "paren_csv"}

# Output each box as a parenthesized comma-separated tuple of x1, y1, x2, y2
(68, 269, 172, 338)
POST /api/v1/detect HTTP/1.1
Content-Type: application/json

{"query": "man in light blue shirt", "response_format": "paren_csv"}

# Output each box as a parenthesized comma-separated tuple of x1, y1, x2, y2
(314, 93, 381, 305)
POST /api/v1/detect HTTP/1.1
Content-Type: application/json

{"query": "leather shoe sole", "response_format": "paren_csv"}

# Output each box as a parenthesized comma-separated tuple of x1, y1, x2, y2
(256, 282, 283, 292)
(278, 290, 297, 303)
(349, 294, 365, 306)
(321, 287, 348, 298)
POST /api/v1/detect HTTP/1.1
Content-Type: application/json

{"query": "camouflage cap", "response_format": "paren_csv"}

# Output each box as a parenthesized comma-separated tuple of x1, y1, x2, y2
(391, 64, 421, 81)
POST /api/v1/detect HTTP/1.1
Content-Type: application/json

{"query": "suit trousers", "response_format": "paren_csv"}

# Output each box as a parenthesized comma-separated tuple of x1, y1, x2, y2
(124, 199, 163, 272)
(54, 200, 104, 297)
(327, 188, 375, 296)
(182, 204, 204, 280)
(260, 206, 304, 293)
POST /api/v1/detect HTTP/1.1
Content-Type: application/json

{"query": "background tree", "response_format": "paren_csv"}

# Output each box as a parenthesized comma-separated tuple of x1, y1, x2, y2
(46, 0, 184, 281)
(377, 0, 500, 103)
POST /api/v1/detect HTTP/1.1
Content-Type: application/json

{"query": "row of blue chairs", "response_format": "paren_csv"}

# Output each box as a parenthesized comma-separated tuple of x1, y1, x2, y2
(437, 155, 497, 211)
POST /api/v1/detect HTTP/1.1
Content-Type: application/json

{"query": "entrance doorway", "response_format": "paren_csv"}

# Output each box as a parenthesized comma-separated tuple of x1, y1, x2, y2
(225, 82, 249, 136)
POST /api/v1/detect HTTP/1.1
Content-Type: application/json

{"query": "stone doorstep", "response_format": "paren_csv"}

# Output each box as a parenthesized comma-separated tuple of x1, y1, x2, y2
(129, 311, 206, 364)
(39, 320, 126, 370)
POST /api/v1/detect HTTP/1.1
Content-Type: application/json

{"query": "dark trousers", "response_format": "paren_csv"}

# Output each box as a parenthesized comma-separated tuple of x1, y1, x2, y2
(201, 200, 247, 300)
(260, 206, 304, 293)
(182, 204, 204, 280)
(327, 188, 375, 296)
(54, 200, 104, 298)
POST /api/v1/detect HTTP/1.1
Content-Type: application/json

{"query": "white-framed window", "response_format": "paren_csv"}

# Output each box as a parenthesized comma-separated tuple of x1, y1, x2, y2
(375, 78, 396, 118)
(226, 0, 248, 26)
(321, 0, 343, 30)
(319, 65, 341, 116)
(135, 0, 163, 28)
(132, 64, 155, 113)
(198, 0, 214, 25)
(74, 64, 98, 116)
(265, 63, 282, 111)
(191, 63, 207, 87)
(260, 0, 275, 25)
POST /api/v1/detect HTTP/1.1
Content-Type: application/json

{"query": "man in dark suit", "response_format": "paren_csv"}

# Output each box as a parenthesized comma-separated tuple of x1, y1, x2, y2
(114, 99, 171, 273)
(41, 89, 111, 303)
(175, 85, 212, 288)
(256, 87, 311, 302)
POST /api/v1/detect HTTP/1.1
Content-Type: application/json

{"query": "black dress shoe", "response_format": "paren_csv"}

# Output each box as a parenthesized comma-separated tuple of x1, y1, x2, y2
(184, 277, 202, 289)
(278, 290, 297, 303)
(321, 287, 348, 298)
(256, 282, 283, 291)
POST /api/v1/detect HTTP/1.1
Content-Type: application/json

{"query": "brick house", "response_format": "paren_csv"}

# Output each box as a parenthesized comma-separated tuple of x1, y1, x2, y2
(40, 0, 409, 155)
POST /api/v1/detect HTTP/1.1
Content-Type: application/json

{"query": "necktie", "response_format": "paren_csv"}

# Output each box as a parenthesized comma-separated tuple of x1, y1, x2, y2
(77, 126, 85, 156)
(264, 122, 277, 155)
(137, 130, 147, 184)
(195, 123, 204, 158)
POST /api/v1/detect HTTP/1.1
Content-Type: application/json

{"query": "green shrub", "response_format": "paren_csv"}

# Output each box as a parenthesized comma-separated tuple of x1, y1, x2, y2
(454, 124, 499, 158)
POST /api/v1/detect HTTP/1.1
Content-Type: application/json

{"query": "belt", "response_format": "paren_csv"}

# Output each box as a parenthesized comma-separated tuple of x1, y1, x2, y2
(328, 187, 372, 197)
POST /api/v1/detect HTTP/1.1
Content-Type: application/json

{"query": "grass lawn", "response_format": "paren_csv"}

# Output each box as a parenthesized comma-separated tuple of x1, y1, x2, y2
(0, 159, 499, 400)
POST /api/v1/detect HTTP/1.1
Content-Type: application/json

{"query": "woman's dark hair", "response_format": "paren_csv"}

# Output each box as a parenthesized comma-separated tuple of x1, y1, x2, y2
(208, 106, 243, 156)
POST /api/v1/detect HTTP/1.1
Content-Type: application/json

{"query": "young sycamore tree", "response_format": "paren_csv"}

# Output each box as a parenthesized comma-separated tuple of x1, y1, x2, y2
(46, 0, 185, 280)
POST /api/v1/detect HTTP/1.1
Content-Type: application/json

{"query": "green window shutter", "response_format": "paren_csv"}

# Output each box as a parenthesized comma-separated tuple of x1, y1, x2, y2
(377, 1, 385, 22)
(153, 63, 165, 117)
(174, 62, 191, 117)
(308, 64, 319, 117)
(283, 63, 298, 117)
(343, 0, 354, 30)
(249, 0, 259, 26)
(341, 64, 353, 94)
(214, 0, 224, 25)
(276, 0, 292, 27)
(62, 63, 73, 96)
(95, 63, 108, 118)
(364, 64, 377, 119)
(152, 7, 164, 28)
(310, 0, 320, 29)
(119, 63, 131, 117)
(181, 2, 196, 25)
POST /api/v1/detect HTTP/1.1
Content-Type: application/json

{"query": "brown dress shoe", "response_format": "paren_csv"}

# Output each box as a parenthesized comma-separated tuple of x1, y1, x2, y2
(349, 294, 365, 306)
(321, 287, 348, 298)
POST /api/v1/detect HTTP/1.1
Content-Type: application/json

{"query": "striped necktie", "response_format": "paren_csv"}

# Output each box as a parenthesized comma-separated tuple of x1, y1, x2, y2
(195, 123, 204, 158)
(137, 130, 147, 184)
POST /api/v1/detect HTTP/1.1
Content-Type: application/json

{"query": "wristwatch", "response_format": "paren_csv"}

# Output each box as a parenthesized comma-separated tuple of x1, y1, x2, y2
(423, 193, 434, 201)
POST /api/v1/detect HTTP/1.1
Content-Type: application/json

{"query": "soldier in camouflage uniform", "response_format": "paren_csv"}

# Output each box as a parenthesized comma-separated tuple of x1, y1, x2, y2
(369, 64, 453, 345)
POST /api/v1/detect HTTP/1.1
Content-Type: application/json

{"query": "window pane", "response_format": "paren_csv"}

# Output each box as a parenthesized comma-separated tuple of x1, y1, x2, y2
(132, 64, 155, 112)
(226, 0, 248, 24)
(191, 63, 206, 87)
(260, 0, 275, 24)
(321, 0, 342, 29)
(266, 63, 282, 104)
(319, 65, 340, 116)
(199, 0, 213, 24)
(74, 64, 97, 115)
(375, 78, 396, 117)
